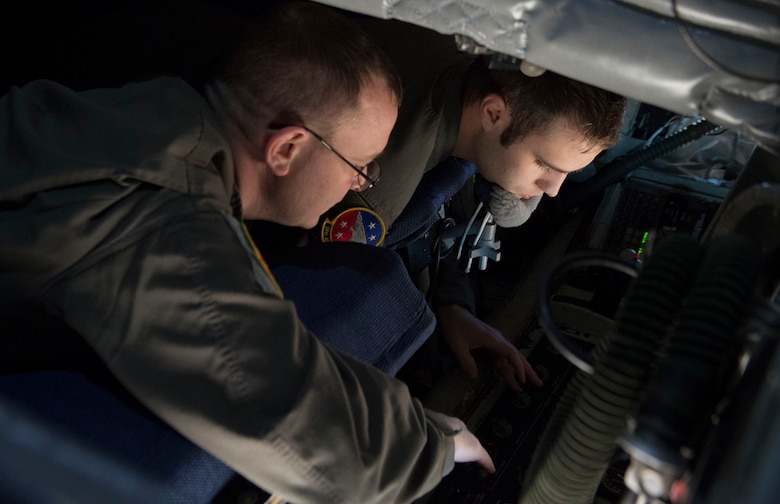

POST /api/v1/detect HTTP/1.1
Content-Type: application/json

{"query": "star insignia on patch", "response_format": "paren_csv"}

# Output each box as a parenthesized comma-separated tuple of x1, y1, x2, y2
(320, 207, 386, 246)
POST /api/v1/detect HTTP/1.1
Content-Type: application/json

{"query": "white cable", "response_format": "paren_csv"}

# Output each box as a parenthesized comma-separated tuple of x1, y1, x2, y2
(643, 115, 680, 148)
(465, 210, 494, 273)
(456, 201, 484, 261)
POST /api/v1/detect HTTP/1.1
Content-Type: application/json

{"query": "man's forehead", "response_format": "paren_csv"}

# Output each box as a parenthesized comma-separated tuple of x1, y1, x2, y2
(332, 85, 398, 161)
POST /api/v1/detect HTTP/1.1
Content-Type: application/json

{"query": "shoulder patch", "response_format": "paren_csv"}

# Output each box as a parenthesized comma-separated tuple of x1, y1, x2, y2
(320, 207, 386, 246)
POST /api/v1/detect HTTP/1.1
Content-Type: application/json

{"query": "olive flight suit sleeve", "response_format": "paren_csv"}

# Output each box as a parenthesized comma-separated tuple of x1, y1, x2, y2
(41, 203, 457, 504)
(1, 78, 457, 504)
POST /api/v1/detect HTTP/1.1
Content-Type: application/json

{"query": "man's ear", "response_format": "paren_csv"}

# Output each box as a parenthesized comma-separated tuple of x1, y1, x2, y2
(479, 93, 509, 132)
(264, 126, 308, 176)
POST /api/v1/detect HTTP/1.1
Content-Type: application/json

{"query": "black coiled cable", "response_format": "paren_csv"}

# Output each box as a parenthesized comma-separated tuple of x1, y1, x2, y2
(553, 119, 722, 217)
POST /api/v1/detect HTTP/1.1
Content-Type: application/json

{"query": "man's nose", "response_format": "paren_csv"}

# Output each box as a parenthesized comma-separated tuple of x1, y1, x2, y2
(350, 174, 366, 192)
(540, 173, 567, 198)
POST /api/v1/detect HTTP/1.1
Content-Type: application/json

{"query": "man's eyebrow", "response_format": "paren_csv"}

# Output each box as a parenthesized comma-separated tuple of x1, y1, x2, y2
(537, 157, 582, 175)
(371, 148, 387, 162)
(348, 148, 382, 167)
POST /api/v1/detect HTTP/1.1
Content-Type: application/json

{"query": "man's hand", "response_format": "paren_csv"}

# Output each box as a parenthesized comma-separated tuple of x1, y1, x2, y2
(443, 415, 495, 473)
(435, 303, 543, 391)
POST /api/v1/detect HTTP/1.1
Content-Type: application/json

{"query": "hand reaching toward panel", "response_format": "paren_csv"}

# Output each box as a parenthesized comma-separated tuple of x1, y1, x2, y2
(435, 303, 543, 392)
(443, 415, 495, 473)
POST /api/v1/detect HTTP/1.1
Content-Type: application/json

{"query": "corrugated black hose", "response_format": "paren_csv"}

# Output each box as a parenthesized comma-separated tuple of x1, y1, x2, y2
(620, 233, 760, 475)
(522, 234, 703, 504)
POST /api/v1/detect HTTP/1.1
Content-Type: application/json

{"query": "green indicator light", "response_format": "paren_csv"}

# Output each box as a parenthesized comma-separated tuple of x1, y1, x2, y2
(636, 231, 650, 259)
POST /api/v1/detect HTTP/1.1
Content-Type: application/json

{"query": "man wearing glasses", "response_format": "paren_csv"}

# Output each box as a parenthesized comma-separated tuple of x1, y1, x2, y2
(257, 16, 626, 395)
(0, 2, 494, 503)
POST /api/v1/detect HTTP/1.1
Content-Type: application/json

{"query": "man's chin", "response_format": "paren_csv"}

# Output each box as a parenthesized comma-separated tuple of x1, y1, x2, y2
(299, 219, 319, 230)
(272, 215, 318, 230)
(488, 187, 543, 227)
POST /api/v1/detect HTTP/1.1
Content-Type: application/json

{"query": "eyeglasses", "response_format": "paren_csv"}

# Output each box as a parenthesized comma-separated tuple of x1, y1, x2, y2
(299, 125, 380, 191)
(269, 123, 379, 190)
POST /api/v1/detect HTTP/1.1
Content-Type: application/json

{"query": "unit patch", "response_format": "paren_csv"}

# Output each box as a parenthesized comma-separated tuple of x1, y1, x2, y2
(320, 207, 386, 246)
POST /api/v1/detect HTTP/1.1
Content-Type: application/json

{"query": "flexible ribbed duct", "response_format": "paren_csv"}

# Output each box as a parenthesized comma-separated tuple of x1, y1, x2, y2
(521, 234, 703, 503)
(621, 233, 760, 476)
